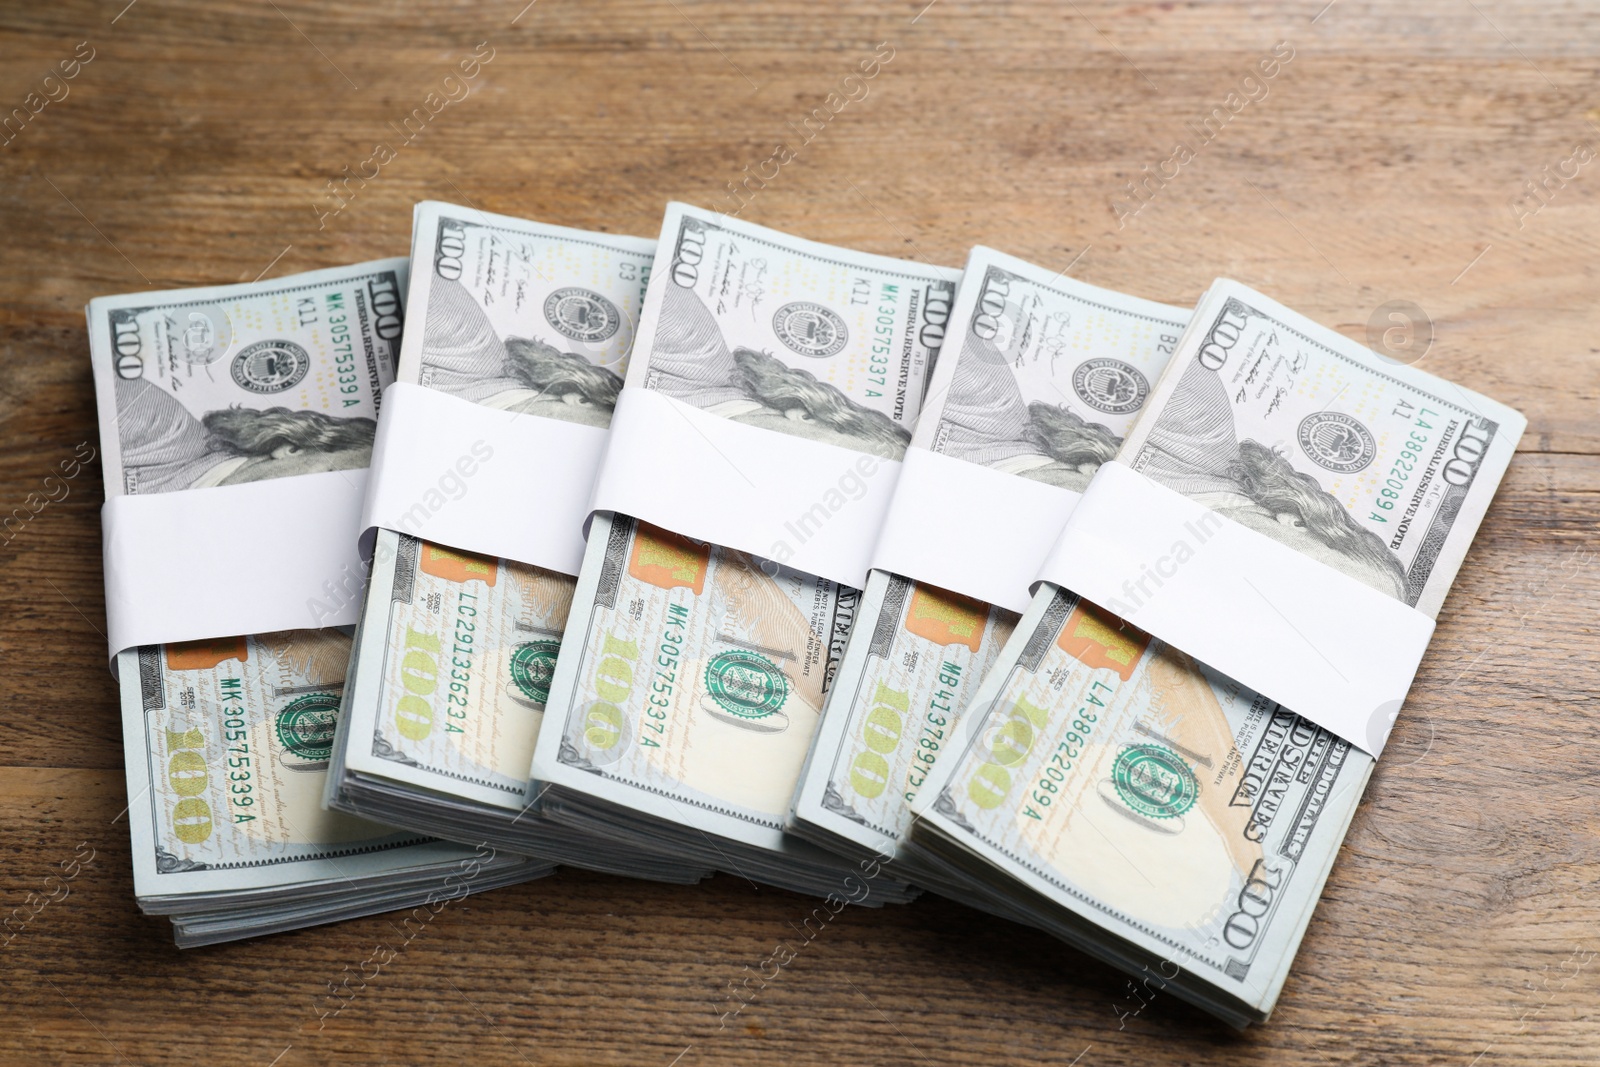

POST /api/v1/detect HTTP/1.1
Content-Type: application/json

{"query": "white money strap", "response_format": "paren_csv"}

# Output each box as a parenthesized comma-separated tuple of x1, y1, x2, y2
(868, 446, 1080, 614)
(587, 387, 901, 590)
(101, 468, 370, 671)
(359, 382, 605, 576)
(1033, 460, 1436, 758)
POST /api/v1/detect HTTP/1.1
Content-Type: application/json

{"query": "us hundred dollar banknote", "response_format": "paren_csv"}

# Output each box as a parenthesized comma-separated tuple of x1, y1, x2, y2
(322, 206, 711, 880)
(791, 246, 1189, 868)
(530, 204, 957, 897)
(118, 632, 536, 915)
(90, 259, 404, 497)
(1118, 279, 1523, 620)
(907, 278, 1524, 1024)
(89, 262, 548, 939)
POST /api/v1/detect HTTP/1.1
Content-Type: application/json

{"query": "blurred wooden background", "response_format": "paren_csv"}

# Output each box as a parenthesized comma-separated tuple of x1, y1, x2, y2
(2, 1, 1597, 1064)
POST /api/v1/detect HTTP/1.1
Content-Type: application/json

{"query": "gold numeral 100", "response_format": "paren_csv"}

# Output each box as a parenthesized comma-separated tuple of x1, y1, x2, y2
(394, 627, 441, 741)
(849, 683, 909, 799)
(965, 696, 1048, 810)
(583, 633, 639, 752)
(164, 726, 214, 844)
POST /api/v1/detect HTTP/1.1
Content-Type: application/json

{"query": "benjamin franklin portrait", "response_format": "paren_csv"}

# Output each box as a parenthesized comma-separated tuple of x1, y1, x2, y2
(417, 276, 626, 428)
(1134, 359, 1409, 602)
(116, 377, 376, 494)
(642, 282, 911, 459)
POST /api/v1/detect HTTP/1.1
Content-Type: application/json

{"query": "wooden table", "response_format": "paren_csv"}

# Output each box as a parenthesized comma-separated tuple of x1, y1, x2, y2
(3, 1, 1596, 1063)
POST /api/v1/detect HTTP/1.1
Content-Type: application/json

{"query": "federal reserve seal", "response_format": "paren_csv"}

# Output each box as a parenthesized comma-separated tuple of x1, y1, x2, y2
(510, 639, 562, 706)
(1111, 744, 1198, 820)
(1297, 411, 1376, 473)
(544, 287, 622, 343)
(275, 692, 341, 763)
(1072, 358, 1150, 415)
(772, 302, 848, 358)
(231, 339, 310, 393)
(703, 649, 790, 723)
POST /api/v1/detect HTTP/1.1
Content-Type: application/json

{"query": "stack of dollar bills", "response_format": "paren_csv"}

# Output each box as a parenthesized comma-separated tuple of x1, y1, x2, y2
(85, 201, 1523, 1028)
(870, 278, 1521, 1025)
(88, 262, 555, 946)
(523, 204, 967, 904)
(789, 244, 1192, 911)
(320, 203, 708, 883)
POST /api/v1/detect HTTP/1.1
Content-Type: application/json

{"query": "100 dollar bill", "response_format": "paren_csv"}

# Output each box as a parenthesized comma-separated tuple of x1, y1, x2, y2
(532, 204, 957, 868)
(908, 278, 1525, 1023)
(88, 262, 501, 899)
(792, 248, 1189, 865)
(90, 259, 404, 497)
(1119, 278, 1524, 619)
(345, 535, 575, 802)
(334, 205, 654, 809)
(910, 588, 1368, 1025)
(120, 630, 456, 898)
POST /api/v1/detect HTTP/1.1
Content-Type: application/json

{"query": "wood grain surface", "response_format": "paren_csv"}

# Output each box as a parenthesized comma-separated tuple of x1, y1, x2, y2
(2, 1, 1597, 1064)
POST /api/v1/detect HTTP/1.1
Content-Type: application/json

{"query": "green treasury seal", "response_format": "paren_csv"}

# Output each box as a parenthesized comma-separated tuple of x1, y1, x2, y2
(275, 693, 341, 762)
(510, 639, 562, 706)
(703, 649, 790, 721)
(1111, 744, 1198, 819)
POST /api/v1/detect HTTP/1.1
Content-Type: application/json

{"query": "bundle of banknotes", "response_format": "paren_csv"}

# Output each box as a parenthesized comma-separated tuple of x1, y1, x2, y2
(87, 262, 555, 947)
(885, 274, 1520, 1025)
(87, 203, 1521, 1027)
(321, 205, 709, 885)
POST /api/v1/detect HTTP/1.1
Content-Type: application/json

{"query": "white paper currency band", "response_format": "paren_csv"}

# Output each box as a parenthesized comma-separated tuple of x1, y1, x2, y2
(1034, 461, 1435, 757)
(588, 387, 901, 589)
(101, 468, 369, 669)
(868, 447, 1080, 614)
(359, 383, 604, 575)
